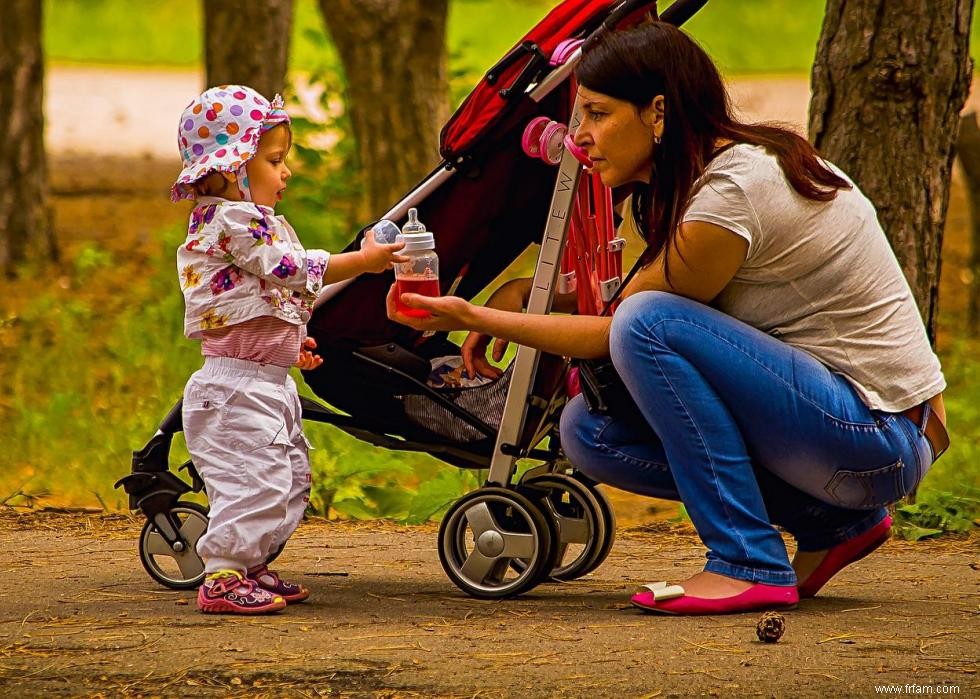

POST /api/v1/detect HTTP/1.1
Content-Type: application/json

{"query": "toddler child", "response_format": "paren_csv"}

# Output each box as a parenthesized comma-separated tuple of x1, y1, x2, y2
(172, 85, 405, 614)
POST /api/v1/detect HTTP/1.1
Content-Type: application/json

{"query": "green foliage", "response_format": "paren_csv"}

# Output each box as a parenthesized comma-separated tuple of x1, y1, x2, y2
(42, 0, 551, 76)
(21, 0, 980, 535)
(278, 29, 362, 246)
(682, 0, 825, 74)
(900, 338, 980, 537)
(0, 220, 483, 521)
(73, 242, 115, 276)
(895, 491, 980, 540)
(0, 229, 201, 511)
(43, 0, 980, 77)
(44, 0, 203, 66)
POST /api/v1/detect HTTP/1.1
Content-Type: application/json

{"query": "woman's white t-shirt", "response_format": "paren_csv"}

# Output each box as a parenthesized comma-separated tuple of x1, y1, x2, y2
(682, 143, 944, 412)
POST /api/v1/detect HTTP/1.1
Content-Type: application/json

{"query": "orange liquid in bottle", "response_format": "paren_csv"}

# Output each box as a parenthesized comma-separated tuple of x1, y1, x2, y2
(395, 277, 440, 318)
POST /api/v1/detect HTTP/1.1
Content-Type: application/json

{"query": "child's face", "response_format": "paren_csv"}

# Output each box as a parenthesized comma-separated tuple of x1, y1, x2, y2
(246, 124, 292, 209)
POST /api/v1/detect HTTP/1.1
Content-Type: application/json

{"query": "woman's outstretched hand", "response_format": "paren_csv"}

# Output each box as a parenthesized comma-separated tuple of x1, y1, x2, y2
(386, 285, 475, 333)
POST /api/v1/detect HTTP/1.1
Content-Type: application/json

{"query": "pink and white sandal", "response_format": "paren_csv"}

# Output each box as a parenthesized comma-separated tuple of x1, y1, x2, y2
(247, 564, 310, 604)
(197, 569, 287, 615)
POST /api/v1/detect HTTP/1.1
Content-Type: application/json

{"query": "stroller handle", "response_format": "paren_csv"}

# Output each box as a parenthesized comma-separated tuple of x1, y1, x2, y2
(603, 0, 708, 32)
(661, 0, 709, 26)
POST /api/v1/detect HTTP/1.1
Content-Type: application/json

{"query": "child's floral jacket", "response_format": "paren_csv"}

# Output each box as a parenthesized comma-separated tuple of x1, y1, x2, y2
(177, 197, 328, 338)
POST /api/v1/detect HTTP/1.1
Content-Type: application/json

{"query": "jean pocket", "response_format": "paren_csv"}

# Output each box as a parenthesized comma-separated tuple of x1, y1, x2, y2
(824, 458, 908, 509)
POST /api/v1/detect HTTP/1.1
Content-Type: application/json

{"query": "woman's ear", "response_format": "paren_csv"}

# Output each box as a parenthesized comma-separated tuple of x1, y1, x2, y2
(221, 171, 238, 184)
(641, 95, 666, 137)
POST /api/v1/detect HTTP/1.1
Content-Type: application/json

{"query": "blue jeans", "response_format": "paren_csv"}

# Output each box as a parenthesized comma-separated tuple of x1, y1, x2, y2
(560, 292, 934, 585)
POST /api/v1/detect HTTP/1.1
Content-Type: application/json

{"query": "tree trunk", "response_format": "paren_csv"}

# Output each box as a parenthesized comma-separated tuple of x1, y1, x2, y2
(957, 113, 980, 336)
(319, 0, 450, 221)
(0, 0, 55, 278)
(204, 0, 293, 99)
(808, 0, 974, 343)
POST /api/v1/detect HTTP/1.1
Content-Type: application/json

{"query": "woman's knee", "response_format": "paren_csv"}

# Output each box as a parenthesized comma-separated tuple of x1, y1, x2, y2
(559, 395, 599, 466)
(609, 291, 693, 368)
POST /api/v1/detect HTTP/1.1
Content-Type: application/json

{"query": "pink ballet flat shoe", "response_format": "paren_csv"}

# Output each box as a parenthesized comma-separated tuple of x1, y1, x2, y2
(797, 515, 892, 598)
(631, 580, 799, 616)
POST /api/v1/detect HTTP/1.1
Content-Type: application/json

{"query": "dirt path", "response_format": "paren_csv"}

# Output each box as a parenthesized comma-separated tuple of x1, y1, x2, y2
(0, 511, 975, 698)
(47, 68, 816, 160)
(42, 65, 980, 161)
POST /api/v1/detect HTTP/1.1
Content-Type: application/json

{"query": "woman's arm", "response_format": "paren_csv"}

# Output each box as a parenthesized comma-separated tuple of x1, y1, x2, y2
(387, 287, 613, 359)
(388, 220, 747, 359)
(480, 277, 577, 313)
(460, 278, 579, 377)
(623, 220, 749, 302)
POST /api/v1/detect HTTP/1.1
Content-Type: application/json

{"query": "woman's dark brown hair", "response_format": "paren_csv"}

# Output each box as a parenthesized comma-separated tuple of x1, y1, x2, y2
(576, 22, 850, 268)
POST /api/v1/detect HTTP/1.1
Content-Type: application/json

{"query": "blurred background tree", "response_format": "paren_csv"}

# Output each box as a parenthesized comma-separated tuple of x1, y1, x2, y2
(810, 0, 975, 342)
(204, 0, 294, 98)
(0, 0, 55, 278)
(319, 0, 450, 221)
(956, 113, 980, 336)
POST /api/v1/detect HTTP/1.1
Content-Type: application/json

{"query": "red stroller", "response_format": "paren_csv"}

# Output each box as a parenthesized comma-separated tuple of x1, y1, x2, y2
(117, 0, 709, 599)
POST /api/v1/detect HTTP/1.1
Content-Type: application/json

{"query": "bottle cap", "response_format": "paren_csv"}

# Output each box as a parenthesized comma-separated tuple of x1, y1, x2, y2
(398, 232, 435, 252)
(372, 219, 401, 244)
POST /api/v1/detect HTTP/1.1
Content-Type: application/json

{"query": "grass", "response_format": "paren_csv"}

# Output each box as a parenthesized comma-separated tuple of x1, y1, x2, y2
(897, 337, 980, 539)
(6, 0, 976, 532)
(1, 179, 977, 530)
(0, 224, 483, 521)
(42, 0, 554, 78)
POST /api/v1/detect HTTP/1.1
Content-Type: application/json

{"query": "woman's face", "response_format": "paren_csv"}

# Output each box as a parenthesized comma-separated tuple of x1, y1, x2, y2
(573, 86, 662, 188)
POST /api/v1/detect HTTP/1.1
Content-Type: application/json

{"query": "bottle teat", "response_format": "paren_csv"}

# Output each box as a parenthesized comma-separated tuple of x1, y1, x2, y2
(402, 208, 427, 235)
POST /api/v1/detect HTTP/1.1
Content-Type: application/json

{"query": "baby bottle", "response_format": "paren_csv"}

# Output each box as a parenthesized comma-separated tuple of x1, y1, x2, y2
(394, 208, 440, 318)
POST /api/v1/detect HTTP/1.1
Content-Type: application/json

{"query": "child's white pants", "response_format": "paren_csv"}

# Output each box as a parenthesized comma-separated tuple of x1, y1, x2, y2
(182, 356, 311, 573)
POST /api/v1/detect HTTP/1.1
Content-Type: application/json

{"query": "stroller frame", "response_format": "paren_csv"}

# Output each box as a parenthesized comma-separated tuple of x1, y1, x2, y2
(117, 0, 708, 599)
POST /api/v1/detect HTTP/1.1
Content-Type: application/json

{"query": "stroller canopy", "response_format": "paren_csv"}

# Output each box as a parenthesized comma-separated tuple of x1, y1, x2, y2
(441, 0, 659, 160)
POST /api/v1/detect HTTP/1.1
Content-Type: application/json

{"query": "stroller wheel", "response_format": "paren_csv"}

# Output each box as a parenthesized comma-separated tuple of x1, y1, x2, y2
(138, 501, 208, 590)
(568, 471, 616, 577)
(513, 473, 610, 581)
(438, 487, 555, 599)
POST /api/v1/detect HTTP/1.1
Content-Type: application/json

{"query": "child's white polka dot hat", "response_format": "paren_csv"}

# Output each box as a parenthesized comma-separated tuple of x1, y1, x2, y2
(170, 84, 290, 202)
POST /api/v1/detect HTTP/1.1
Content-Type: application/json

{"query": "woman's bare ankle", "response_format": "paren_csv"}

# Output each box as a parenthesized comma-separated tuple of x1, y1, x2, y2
(677, 571, 756, 598)
(791, 549, 828, 582)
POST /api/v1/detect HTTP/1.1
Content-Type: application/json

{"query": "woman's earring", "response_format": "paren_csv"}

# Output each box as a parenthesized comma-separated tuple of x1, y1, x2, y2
(654, 134, 662, 145)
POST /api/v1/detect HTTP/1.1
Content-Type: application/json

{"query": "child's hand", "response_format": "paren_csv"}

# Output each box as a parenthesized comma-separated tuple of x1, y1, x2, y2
(360, 229, 408, 274)
(295, 337, 323, 370)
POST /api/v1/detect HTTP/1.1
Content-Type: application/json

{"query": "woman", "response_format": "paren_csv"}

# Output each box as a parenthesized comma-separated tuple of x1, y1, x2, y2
(387, 23, 948, 615)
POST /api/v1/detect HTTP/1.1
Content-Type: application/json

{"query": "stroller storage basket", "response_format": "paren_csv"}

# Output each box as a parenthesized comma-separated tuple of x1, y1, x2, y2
(403, 366, 512, 443)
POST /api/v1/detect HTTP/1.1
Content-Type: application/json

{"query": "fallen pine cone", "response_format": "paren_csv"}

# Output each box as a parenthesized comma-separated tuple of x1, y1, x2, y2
(756, 611, 785, 643)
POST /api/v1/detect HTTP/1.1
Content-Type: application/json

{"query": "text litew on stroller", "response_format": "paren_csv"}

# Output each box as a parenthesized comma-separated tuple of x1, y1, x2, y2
(116, 0, 709, 599)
